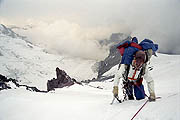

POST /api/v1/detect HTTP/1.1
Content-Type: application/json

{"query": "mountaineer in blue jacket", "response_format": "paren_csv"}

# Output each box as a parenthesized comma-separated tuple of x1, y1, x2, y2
(113, 37, 158, 101)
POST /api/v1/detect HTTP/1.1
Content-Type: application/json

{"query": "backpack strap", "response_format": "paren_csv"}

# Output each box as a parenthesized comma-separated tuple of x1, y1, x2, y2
(117, 41, 130, 56)
(130, 42, 142, 50)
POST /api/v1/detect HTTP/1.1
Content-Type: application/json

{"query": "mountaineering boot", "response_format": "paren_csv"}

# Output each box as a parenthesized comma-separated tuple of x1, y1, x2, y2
(147, 80, 156, 102)
(128, 95, 134, 100)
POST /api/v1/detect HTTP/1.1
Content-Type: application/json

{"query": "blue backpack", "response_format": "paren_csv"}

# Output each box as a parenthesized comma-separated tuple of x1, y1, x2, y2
(139, 39, 158, 55)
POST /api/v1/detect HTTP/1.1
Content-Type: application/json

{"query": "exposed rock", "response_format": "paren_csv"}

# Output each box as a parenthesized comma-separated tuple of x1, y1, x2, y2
(0, 74, 46, 92)
(47, 67, 81, 91)
(0, 74, 12, 90)
(97, 45, 121, 78)
(99, 33, 130, 46)
(96, 35, 131, 80)
(1, 67, 82, 92)
(0, 24, 26, 39)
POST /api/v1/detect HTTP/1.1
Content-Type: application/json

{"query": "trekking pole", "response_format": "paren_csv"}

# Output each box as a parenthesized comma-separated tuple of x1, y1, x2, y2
(110, 96, 122, 105)
(115, 96, 122, 103)
(110, 97, 116, 105)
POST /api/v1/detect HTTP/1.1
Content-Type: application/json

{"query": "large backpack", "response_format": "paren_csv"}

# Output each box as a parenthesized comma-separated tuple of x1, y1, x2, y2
(139, 39, 158, 62)
(116, 40, 142, 56)
(116, 40, 142, 65)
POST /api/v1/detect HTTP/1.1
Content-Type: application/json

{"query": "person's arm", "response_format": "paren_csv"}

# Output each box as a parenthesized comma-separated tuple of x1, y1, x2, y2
(144, 64, 156, 101)
(113, 64, 126, 97)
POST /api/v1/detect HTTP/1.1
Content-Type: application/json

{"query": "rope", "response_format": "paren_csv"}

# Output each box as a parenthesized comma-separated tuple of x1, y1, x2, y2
(134, 83, 149, 98)
(130, 99, 149, 120)
(130, 82, 150, 120)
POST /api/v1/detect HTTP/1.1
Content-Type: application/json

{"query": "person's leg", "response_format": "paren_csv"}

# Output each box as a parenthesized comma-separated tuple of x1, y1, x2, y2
(113, 64, 127, 97)
(144, 65, 156, 101)
(126, 83, 134, 100)
(113, 64, 126, 86)
(134, 84, 145, 100)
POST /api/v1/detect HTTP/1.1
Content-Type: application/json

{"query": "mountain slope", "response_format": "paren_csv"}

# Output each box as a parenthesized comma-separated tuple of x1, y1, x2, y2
(0, 24, 97, 90)
(0, 24, 180, 120)
(0, 53, 179, 120)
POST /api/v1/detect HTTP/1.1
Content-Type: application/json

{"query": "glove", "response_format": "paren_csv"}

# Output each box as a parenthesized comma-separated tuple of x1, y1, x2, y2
(148, 92, 156, 102)
(113, 86, 118, 97)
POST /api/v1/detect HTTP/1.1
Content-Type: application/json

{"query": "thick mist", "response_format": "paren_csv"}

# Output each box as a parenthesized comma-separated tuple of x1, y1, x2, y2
(8, 19, 126, 60)
(0, 0, 180, 59)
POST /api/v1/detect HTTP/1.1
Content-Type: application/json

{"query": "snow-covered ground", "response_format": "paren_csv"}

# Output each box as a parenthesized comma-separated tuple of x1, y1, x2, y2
(0, 24, 180, 120)
(0, 32, 97, 90)
(0, 53, 180, 120)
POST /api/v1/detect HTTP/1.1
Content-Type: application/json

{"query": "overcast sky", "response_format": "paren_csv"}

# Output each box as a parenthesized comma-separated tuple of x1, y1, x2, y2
(0, 0, 180, 59)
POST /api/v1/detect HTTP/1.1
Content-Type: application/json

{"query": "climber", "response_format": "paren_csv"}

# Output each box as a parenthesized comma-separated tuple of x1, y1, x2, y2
(112, 37, 158, 101)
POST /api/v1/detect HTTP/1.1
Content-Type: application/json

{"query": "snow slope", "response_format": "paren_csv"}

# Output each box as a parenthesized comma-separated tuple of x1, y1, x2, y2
(0, 30, 97, 90)
(0, 24, 180, 120)
(0, 53, 180, 120)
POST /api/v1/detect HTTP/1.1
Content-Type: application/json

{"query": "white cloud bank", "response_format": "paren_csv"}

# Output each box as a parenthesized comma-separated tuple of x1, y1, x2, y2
(0, 0, 180, 59)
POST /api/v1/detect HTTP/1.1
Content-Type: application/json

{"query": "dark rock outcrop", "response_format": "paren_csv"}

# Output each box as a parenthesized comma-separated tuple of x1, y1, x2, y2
(0, 74, 46, 92)
(97, 45, 121, 78)
(96, 35, 131, 80)
(47, 67, 81, 91)
(1, 67, 82, 92)
(99, 33, 130, 46)
(0, 74, 12, 90)
(81, 34, 132, 84)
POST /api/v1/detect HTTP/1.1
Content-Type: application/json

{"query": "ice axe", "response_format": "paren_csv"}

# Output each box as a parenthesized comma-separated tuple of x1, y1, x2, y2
(110, 96, 122, 105)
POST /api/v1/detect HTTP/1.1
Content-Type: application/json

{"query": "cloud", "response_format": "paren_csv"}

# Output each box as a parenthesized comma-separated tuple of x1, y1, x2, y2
(11, 19, 120, 60)
(0, 0, 3, 6)
(1, 0, 180, 58)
